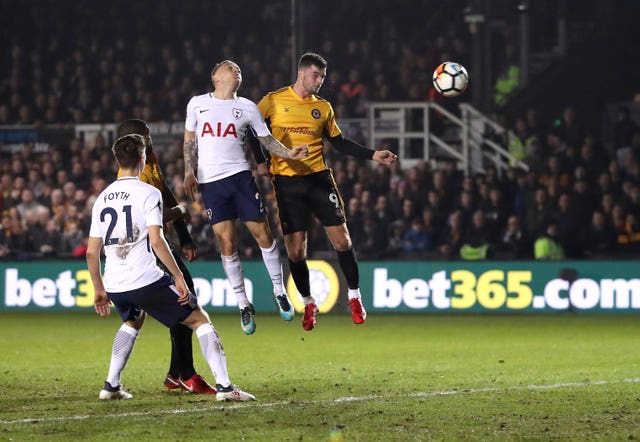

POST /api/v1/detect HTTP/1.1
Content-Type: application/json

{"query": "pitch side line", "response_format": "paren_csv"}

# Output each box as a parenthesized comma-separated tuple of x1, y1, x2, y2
(2, 378, 639, 426)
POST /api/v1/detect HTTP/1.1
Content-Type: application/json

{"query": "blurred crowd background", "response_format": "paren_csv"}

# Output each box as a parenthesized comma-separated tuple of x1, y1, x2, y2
(1, 0, 639, 261)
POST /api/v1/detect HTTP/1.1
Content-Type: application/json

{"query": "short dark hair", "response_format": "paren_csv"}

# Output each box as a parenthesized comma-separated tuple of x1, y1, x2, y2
(117, 119, 149, 138)
(298, 52, 327, 70)
(112, 134, 145, 169)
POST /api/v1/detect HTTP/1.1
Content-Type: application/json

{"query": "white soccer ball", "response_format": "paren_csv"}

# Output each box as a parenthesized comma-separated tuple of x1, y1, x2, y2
(432, 61, 469, 97)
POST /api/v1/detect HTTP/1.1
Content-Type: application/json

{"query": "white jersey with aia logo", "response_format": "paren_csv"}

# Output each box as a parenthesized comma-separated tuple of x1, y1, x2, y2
(89, 177, 164, 292)
(185, 93, 271, 184)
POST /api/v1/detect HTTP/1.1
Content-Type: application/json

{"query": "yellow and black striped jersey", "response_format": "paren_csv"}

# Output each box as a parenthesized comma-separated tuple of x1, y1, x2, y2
(257, 86, 341, 177)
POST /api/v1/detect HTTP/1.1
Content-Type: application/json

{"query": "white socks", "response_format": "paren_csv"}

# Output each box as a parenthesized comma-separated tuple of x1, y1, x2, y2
(196, 323, 230, 388)
(221, 252, 250, 309)
(259, 241, 285, 297)
(348, 288, 362, 300)
(106, 323, 139, 387)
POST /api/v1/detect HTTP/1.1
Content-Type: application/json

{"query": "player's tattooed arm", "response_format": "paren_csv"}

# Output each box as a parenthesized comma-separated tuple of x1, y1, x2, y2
(183, 130, 199, 200)
(183, 131, 198, 175)
(257, 135, 309, 160)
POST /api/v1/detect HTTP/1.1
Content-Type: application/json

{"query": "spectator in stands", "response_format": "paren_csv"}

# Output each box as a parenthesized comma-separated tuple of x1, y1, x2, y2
(0, 216, 9, 258)
(611, 203, 627, 238)
(534, 220, 565, 260)
(456, 190, 476, 228)
(368, 163, 391, 198)
(577, 136, 608, 181)
(357, 212, 388, 260)
(70, 161, 90, 190)
(611, 105, 638, 151)
(33, 218, 63, 257)
(627, 132, 640, 168)
(346, 197, 366, 247)
(397, 198, 418, 230)
(431, 170, 452, 211)
(594, 172, 619, 203)
(525, 187, 552, 238)
(525, 107, 547, 144)
(0, 104, 12, 124)
(481, 186, 509, 240)
(625, 184, 640, 221)
(523, 137, 547, 174)
(616, 213, 640, 253)
(0, 170, 14, 194)
(372, 194, 394, 227)
(438, 209, 465, 259)
(339, 68, 368, 117)
(403, 167, 428, 209)
(571, 178, 596, 230)
(546, 129, 569, 157)
(506, 117, 538, 166)
(538, 154, 571, 189)
(552, 193, 582, 258)
(424, 189, 448, 232)
(597, 191, 613, 220)
(60, 220, 86, 258)
(402, 217, 433, 256)
(15, 188, 46, 222)
(554, 105, 586, 150)
(5, 215, 27, 260)
(581, 210, 617, 258)
(460, 210, 494, 260)
(497, 215, 531, 259)
(386, 220, 405, 257)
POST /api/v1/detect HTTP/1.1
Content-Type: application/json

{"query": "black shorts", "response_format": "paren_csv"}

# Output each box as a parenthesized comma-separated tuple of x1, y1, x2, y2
(108, 275, 197, 328)
(200, 170, 265, 225)
(273, 170, 345, 234)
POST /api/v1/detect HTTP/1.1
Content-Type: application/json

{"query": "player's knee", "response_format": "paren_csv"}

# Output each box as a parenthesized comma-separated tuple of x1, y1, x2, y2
(332, 237, 352, 252)
(287, 247, 306, 261)
(255, 233, 274, 248)
(127, 311, 146, 330)
(216, 237, 237, 255)
(182, 307, 210, 330)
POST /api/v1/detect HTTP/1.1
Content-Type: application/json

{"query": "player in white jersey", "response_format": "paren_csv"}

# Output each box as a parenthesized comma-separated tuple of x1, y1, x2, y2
(87, 134, 255, 401)
(183, 59, 309, 335)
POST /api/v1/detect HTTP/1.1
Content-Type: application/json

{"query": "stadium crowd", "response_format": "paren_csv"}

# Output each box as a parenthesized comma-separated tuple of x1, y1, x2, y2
(1, 0, 639, 261)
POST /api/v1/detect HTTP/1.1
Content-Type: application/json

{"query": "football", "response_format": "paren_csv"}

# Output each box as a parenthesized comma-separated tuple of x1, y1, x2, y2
(432, 62, 469, 97)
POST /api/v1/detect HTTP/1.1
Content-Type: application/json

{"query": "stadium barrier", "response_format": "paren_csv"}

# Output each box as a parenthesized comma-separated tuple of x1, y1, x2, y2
(2, 260, 639, 313)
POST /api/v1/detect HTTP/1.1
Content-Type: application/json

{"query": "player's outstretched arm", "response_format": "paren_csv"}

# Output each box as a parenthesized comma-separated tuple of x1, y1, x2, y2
(372, 149, 398, 166)
(327, 133, 397, 165)
(183, 130, 199, 200)
(148, 225, 190, 302)
(86, 236, 110, 317)
(257, 134, 309, 160)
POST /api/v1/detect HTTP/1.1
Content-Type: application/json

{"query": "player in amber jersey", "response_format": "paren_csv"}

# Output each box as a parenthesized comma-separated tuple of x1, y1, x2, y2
(256, 52, 397, 331)
(116, 119, 215, 395)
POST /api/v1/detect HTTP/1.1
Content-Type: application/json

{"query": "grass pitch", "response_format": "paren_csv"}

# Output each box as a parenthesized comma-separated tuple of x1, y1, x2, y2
(0, 311, 638, 441)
